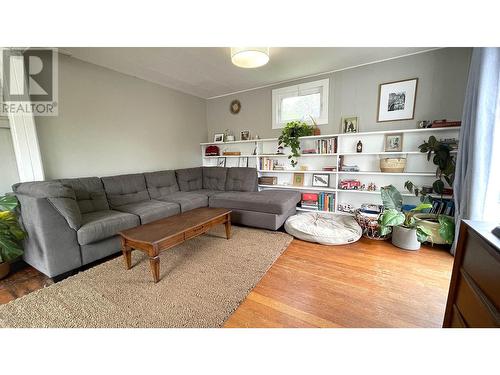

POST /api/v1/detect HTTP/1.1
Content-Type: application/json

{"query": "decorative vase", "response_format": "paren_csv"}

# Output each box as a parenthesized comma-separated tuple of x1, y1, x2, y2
(312, 125, 321, 136)
(391, 226, 421, 251)
(0, 262, 10, 280)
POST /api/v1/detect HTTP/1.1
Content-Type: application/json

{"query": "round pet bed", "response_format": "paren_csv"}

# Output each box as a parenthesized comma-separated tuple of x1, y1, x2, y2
(285, 212, 362, 245)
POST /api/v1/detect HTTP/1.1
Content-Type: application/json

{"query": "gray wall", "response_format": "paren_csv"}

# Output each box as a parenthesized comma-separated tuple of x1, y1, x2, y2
(206, 48, 471, 140)
(36, 55, 207, 179)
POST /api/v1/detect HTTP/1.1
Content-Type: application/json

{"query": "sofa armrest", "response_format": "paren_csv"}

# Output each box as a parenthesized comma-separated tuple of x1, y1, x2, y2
(15, 193, 82, 277)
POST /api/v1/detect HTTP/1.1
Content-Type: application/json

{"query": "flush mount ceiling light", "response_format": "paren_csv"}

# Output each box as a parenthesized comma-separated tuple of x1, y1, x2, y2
(231, 47, 269, 68)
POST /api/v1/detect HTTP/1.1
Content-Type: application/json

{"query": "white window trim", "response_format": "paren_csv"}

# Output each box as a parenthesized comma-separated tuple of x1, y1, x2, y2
(272, 78, 329, 129)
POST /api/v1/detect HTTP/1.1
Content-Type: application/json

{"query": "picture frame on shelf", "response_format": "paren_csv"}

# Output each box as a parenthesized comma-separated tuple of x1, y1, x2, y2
(217, 157, 226, 167)
(341, 116, 359, 133)
(238, 157, 248, 167)
(240, 130, 250, 141)
(292, 173, 304, 187)
(377, 78, 418, 122)
(312, 173, 330, 187)
(213, 133, 224, 143)
(384, 133, 404, 152)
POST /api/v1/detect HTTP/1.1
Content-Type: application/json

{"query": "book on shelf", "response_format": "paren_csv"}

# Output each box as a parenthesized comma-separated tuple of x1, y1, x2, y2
(260, 157, 278, 170)
(314, 137, 337, 154)
(430, 198, 455, 216)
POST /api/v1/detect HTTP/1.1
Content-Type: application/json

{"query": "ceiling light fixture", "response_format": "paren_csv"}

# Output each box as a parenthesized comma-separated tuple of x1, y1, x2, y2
(231, 47, 269, 68)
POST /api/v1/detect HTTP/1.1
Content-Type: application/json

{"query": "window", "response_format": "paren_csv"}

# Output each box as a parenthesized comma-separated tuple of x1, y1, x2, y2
(272, 78, 329, 129)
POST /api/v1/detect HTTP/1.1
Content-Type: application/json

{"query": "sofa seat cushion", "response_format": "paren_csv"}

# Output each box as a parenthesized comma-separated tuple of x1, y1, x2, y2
(158, 191, 208, 212)
(209, 190, 301, 215)
(190, 189, 224, 197)
(77, 210, 139, 245)
(114, 199, 180, 224)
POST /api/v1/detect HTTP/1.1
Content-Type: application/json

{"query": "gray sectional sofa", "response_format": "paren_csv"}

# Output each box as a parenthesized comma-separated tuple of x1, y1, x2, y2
(13, 167, 300, 278)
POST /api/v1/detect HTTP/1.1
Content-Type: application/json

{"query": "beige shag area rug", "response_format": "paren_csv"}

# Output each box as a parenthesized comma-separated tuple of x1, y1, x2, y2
(0, 226, 292, 328)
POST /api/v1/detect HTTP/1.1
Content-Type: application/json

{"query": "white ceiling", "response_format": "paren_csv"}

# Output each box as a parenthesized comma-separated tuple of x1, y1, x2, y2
(63, 47, 436, 99)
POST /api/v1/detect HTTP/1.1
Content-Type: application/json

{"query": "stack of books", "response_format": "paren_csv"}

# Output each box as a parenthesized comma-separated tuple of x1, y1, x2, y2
(300, 192, 335, 212)
(314, 137, 337, 154)
(300, 193, 319, 210)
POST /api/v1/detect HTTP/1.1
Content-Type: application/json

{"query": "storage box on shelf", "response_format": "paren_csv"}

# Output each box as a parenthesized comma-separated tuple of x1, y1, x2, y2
(201, 127, 460, 215)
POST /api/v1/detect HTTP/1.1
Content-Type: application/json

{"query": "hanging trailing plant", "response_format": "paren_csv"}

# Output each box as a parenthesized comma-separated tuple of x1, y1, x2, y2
(278, 121, 313, 167)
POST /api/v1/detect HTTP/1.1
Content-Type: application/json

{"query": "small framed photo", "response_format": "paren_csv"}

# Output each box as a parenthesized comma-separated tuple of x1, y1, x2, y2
(238, 157, 248, 167)
(213, 133, 224, 143)
(384, 133, 403, 152)
(292, 173, 304, 187)
(217, 157, 226, 167)
(312, 173, 330, 187)
(377, 78, 418, 122)
(240, 130, 250, 141)
(341, 117, 358, 133)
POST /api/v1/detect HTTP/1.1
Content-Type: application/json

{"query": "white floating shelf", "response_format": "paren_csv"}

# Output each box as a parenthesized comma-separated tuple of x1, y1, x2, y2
(200, 126, 460, 146)
(258, 169, 338, 174)
(204, 154, 255, 158)
(338, 171, 436, 176)
(296, 207, 338, 215)
(258, 184, 337, 192)
(258, 153, 337, 157)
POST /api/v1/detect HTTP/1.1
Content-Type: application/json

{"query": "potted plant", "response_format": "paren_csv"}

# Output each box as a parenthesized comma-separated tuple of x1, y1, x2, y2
(0, 195, 26, 279)
(278, 121, 313, 167)
(378, 185, 433, 251)
(404, 135, 456, 244)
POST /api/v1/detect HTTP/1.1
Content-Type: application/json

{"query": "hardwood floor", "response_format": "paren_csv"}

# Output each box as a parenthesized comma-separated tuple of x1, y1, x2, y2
(0, 238, 453, 327)
(224, 237, 453, 328)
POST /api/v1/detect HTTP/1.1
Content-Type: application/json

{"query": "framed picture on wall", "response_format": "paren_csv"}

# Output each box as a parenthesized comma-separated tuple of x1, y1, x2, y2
(240, 130, 250, 141)
(384, 133, 404, 152)
(377, 78, 418, 122)
(217, 157, 226, 167)
(312, 173, 330, 187)
(341, 116, 359, 133)
(213, 133, 224, 143)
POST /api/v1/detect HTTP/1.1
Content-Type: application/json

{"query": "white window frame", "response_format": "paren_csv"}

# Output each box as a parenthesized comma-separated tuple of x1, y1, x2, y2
(272, 78, 329, 129)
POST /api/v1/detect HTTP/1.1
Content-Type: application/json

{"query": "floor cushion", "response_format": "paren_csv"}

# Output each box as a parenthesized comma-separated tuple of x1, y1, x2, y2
(114, 200, 180, 224)
(209, 190, 300, 215)
(77, 210, 139, 245)
(285, 212, 362, 245)
(158, 191, 208, 212)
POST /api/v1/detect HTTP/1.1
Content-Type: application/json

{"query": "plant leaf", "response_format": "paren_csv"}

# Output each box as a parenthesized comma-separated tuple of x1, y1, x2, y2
(0, 236, 24, 262)
(0, 195, 19, 211)
(379, 209, 405, 227)
(432, 180, 445, 194)
(380, 185, 403, 211)
(438, 215, 455, 244)
(411, 203, 433, 212)
(416, 226, 432, 243)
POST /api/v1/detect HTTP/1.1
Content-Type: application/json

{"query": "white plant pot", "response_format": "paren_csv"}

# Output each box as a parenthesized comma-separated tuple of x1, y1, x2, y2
(391, 226, 421, 251)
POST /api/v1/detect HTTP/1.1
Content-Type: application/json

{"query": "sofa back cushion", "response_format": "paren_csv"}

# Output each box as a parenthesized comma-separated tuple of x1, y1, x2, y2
(225, 167, 258, 192)
(144, 170, 180, 199)
(101, 173, 150, 208)
(202, 167, 227, 191)
(59, 177, 109, 214)
(175, 167, 203, 191)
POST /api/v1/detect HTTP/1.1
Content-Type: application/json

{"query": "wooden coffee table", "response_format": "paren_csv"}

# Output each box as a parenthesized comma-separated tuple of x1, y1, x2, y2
(118, 207, 232, 283)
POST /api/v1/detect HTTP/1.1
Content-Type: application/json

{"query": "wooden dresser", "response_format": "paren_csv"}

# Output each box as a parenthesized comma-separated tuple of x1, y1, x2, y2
(443, 220, 500, 327)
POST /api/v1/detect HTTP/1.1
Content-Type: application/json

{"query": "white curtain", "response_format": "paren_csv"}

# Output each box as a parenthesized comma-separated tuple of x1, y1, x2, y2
(453, 47, 500, 253)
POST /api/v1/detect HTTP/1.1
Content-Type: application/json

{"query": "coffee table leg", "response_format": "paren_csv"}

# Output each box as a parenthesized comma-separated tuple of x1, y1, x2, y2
(149, 256, 160, 283)
(225, 214, 232, 240)
(121, 239, 132, 270)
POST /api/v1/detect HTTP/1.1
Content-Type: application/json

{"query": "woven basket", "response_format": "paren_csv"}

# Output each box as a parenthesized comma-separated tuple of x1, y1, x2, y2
(380, 157, 407, 173)
(354, 209, 391, 240)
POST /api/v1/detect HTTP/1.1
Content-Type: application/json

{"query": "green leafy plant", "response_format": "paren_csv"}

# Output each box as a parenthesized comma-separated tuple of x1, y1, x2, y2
(278, 121, 313, 167)
(378, 185, 433, 242)
(405, 135, 456, 199)
(0, 195, 26, 263)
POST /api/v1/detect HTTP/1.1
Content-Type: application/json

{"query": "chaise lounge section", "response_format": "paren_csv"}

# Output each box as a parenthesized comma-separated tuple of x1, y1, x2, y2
(13, 167, 300, 277)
